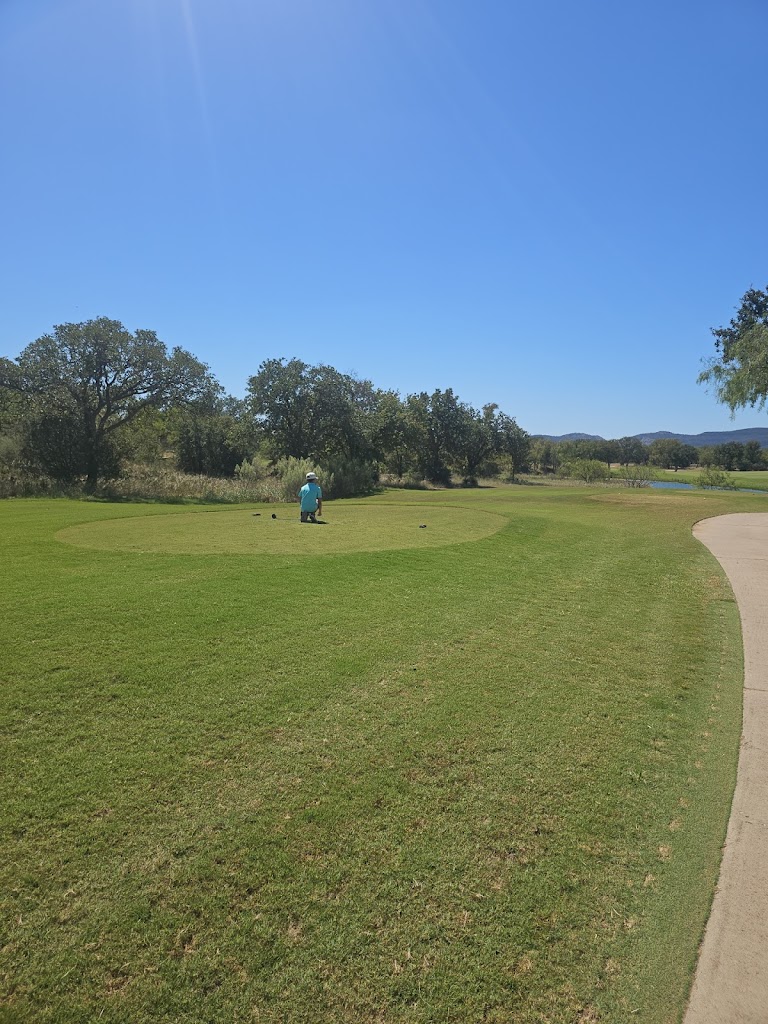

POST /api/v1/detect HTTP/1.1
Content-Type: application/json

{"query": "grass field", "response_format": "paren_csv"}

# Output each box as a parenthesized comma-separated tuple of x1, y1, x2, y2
(1, 485, 764, 1023)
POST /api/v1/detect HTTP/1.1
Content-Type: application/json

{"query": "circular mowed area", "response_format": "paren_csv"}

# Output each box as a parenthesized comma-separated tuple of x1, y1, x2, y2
(57, 502, 508, 555)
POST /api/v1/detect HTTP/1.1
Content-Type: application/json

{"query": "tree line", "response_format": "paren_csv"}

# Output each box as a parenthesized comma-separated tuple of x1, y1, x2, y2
(0, 318, 532, 494)
(530, 435, 767, 474)
(3, 288, 766, 497)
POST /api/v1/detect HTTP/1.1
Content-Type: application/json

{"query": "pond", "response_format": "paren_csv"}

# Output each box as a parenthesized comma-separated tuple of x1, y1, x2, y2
(649, 481, 767, 495)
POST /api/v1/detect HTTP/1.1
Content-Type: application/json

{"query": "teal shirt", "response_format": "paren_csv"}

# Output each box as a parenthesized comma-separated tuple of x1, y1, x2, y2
(298, 482, 322, 512)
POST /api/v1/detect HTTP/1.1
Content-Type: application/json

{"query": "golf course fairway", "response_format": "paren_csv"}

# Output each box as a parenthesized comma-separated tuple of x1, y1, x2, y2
(1, 484, 764, 1023)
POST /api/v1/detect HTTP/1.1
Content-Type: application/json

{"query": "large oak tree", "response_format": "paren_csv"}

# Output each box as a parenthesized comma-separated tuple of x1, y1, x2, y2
(0, 317, 217, 490)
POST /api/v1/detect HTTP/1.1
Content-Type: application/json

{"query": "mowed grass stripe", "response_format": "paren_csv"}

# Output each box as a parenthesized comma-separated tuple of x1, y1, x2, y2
(0, 487, 759, 1022)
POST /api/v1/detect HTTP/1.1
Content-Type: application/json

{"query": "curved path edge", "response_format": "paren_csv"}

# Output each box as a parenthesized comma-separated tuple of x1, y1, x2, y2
(684, 513, 768, 1024)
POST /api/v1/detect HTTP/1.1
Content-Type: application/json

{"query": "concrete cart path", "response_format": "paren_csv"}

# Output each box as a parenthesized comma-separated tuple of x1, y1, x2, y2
(684, 513, 768, 1024)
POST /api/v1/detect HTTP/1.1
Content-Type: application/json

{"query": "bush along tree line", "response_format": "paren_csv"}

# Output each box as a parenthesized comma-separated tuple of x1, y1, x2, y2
(0, 319, 533, 499)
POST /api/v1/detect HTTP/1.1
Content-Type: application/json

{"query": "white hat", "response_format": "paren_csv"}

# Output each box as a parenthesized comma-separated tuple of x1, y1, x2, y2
(306, 472, 318, 480)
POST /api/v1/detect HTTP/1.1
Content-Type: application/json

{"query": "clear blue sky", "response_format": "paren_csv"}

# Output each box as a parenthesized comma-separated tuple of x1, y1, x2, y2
(2, 0, 766, 438)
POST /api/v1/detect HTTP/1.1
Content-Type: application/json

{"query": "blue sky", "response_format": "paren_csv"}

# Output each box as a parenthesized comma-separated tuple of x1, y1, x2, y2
(1, 0, 766, 438)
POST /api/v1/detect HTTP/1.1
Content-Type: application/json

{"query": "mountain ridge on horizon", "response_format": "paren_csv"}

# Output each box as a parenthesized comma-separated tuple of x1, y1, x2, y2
(535, 427, 768, 447)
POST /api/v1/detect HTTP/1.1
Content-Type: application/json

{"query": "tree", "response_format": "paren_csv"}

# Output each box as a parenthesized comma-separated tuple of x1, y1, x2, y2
(744, 440, 764, 469)
(648, 438, 698, 470)
(246, 358, 374, 464)
(496, 413, 531, 480)
(706, 441, 756, 471)
(0, 318, 217, 490)
(367, 391, 416, 479)
(556, 440, 580, 464)
(246, 358, 314, 459)
(175, 407, 254, 477)
(593, 439, 620, 468)
(697, 446, 718, 468)
(405, 389, 467, 485)
(0, 386, 33, 480)
(529, 438, 559, 474)
(614, 436, 647, 466)
(452, 403, 498, 485)
(118, 407, 173, 465)
(698, 286, 768, 412)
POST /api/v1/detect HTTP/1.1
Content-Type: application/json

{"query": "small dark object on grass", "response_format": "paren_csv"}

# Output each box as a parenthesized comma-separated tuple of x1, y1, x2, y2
(271, 513, 277, 519)
(253, 513, 261, 516)
(419, 524, 427, 529)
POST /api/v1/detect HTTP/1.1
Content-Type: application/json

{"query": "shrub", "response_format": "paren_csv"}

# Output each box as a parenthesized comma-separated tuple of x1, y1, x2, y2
(617, 464, 659, 488)
(559, 459, 611, 484)
(321, 458, 378, 499)
(696, 467, 736, 490)
(0, 471, 81, 499)
(235, 454, 272, 482)
(98, 464, 268, 503)
(272, 457, 332, 503)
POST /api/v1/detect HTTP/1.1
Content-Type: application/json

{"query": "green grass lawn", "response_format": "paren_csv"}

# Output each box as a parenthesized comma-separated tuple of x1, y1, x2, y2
(1, 485, 764, 1023)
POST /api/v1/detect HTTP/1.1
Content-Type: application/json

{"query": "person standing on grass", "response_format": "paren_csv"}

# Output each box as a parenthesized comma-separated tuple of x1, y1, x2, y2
(298, 472, 323, 523)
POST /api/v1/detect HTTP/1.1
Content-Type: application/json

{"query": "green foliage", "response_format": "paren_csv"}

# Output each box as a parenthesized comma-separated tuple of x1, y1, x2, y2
(0, 432, 21, 475)
(452, 402, 498, 485)
(614, 435, 648, 466)
(745, 440, 766, 468)
(560, 458, 611, 483)
(403, 392, 531, 486)
(699, 287, 768, 412)
(273, 456, 328, 503)
(696, 467, 736, 490)
(97, 463, 284, 504)
(0, 419, 32, 480)
(697, 446, 717, 468)
(405, 389, 464, 484)
(247, 358, 376, 464)
(3, 334, 533, 495)
(175, 410, 250, 477)
(616, 463, 659, 488)
(234, 452, 272, 482)
(118, 407, 171, 464)
(319, 457, 377, 499)
(368, 390, 418, 478)
(0, 318, 218, 490)
(700, 440, 766, 471)
(23, 409, 122, 482)
(648, 438, 698, 470)
(260, 453, 377, 502)
(529, 438, 560, 474)
(496, 413, 531, 478)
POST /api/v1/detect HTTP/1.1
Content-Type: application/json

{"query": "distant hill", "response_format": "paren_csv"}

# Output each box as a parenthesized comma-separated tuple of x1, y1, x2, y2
(634, 428, 768, 447)
(536, 427, 768, 448)
(538, 432, 604, 441)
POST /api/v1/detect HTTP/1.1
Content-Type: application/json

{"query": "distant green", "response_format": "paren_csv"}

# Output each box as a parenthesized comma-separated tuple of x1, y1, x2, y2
(1, 485, 763, 1023)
